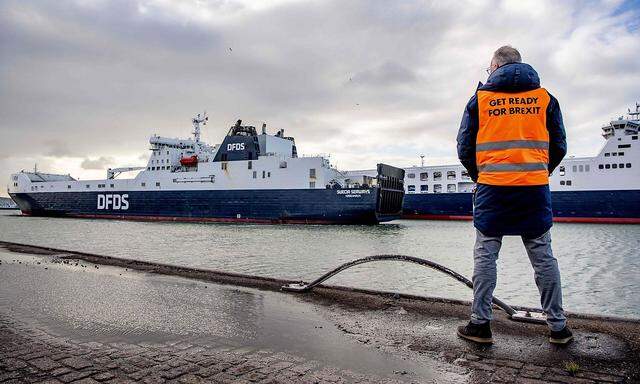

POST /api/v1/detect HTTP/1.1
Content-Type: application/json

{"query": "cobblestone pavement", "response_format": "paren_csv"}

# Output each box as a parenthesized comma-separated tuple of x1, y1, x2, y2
(0, 312, 631, 384)
(0, 314, 416, 384)
(0, 244, 637, 383)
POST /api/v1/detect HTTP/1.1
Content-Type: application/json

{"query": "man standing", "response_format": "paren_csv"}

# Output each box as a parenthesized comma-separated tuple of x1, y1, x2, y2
(456, 46, 572, 344)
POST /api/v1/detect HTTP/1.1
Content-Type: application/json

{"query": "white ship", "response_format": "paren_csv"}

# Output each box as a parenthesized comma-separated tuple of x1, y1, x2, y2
(8, 113, 405, 224)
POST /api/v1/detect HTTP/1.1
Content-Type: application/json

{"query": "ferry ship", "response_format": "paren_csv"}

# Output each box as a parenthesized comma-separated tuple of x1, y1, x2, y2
(7, 114, 405, 224)
(348, 104, 640, 224)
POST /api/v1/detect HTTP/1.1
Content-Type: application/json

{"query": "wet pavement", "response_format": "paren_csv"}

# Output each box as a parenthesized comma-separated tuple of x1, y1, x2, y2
(0, 242, 638, 383)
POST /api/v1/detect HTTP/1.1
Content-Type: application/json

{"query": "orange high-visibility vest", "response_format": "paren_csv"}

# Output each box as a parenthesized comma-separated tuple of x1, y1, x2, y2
(476, 88, 551, 186)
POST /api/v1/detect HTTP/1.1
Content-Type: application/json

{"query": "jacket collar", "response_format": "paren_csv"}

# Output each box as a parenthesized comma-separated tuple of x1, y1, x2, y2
(479, 62, 541, 93)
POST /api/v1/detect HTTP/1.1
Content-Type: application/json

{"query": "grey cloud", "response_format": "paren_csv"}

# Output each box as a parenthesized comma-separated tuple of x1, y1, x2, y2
(81, 156, 114, 170)
(350, 62, 418, 87)
(44, 140, 76, 158)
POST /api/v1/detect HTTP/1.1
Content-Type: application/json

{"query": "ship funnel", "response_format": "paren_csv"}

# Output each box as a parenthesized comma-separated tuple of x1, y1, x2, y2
(262, 123, 267, 134)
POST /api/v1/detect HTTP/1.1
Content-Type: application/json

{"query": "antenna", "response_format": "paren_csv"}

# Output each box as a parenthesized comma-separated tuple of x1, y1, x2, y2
(191, 111, 208, 143)
(420, 154, 425, 167)
(628, 102, 640, 121)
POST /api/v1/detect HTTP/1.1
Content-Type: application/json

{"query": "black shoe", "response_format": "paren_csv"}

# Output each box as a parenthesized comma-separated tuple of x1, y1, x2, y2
(457, 321, 493, 344)
(549, 326, 573, 344)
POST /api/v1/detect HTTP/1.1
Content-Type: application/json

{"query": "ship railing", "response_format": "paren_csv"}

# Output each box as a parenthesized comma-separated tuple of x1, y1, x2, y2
(299, 153, 331, 159)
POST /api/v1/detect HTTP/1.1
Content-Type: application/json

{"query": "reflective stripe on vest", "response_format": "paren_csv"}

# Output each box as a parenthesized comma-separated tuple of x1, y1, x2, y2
(476, 88, 551, 186)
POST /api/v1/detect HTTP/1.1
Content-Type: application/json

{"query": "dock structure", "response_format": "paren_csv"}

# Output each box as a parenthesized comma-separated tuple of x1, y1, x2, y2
(0, 241, 638, 383)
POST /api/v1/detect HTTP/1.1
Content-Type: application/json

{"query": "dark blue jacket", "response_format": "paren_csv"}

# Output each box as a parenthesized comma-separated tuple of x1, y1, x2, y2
(456, 63, 567, 238)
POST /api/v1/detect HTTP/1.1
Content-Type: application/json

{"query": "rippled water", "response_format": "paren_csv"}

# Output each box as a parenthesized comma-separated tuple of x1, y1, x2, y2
(1, 210, 638, 318)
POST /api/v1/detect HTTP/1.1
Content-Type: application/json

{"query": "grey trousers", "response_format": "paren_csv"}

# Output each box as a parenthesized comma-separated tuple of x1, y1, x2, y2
(471, 229, 566, 331)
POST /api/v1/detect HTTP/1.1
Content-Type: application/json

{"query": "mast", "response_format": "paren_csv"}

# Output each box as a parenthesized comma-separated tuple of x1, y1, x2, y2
(191, 112, 208, 143)
(628, 102, 640, 121)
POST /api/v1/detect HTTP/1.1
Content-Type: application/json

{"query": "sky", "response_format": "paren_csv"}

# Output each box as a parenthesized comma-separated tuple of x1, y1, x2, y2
(1, 0, 639, 197)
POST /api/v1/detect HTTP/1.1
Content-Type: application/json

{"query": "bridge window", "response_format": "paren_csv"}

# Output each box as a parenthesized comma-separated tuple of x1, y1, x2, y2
(559, 166, 565, 176)
(262, 171, 266, 178)
(619, 163, 624, 168)
(598, 164, 603, 169)
(612, 164, 618, 169)
(605, 164, 611, 169)
(433, 184, 442, 193)
(67, 185, 71, 189)
(627, 163, 632, 168)
(433, 171, 442, 181)
(267, 172, 271, 178)
(447, 184, 456, 192)
(221, 162, 227, 170)
(156, 182, 160, 187)
(566, 180, 572, 186)
(619, 152, 624, 156)
(633, 135, 638, 140)
(618, 144, 631, 149)
(407, 173, 415, 179)
(420, 172, 428, 180)
(407, 185, 416, 192)
(604, 153, 610, 157)
(572, 165, 577, 172)
(560, 181, 565, 185)
(309, 168, 316, 178)
(86, 184, 90, 189)
(612, 152, 617, 157)
(578, 165, 583, 172)
(309, 181, 316, 188)
(248, 161, 252, 170)
(110, 184, 114, 188)
(461, 170, 470, 179)
(141, 182, 146, 187)
(420, 184, 428, 192)
(253, 171, 257, 179)
(585, 165, 590, 172)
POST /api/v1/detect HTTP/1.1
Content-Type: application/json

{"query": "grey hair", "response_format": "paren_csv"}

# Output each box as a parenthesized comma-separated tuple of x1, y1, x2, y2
(492, 46, 522, 66)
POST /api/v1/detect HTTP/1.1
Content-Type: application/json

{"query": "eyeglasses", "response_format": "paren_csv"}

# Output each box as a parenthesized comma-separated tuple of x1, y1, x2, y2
(486, 64, 501, 75)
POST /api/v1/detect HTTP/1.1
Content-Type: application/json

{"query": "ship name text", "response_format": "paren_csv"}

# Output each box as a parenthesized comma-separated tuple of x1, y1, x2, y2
(97, 194, 129, 210)
(227, 143, 245, 151)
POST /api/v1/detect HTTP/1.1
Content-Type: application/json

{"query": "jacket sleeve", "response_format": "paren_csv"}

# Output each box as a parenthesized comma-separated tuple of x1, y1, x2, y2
(457, 94, 479, 182)
(546, 93, 567, 174)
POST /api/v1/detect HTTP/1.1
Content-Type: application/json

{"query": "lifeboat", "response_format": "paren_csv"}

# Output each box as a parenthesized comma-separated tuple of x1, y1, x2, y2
(180, 155, 198, 167)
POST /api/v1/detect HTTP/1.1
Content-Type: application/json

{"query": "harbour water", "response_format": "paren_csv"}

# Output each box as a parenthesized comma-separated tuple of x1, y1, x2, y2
(1, 210, 638, 318)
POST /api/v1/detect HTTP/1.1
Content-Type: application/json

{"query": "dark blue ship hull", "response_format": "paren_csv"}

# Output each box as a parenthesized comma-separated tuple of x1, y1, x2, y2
(10, 188, 400, 224)
(403, 189, 640, 223)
